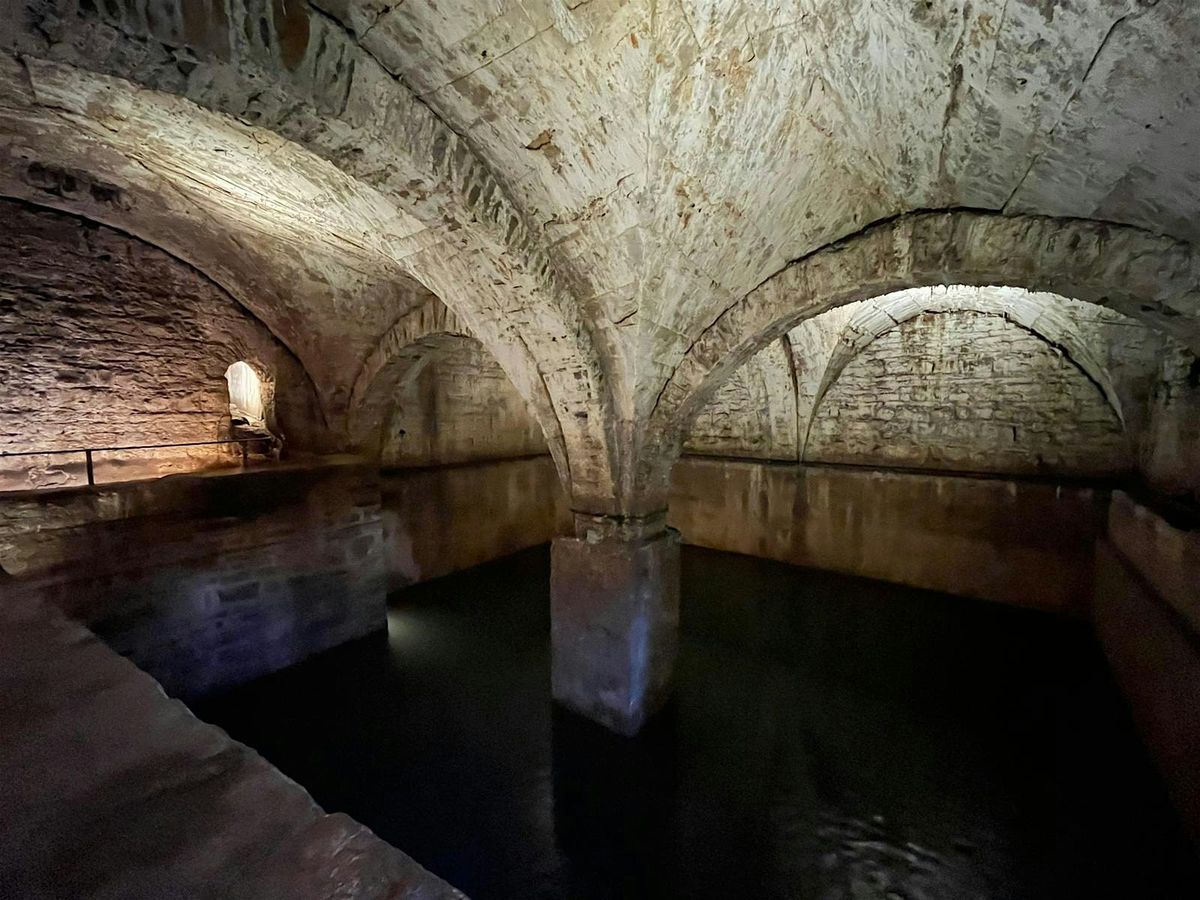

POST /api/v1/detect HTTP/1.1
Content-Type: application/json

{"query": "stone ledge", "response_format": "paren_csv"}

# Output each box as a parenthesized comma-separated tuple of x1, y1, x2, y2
(0, 582, 466, 899)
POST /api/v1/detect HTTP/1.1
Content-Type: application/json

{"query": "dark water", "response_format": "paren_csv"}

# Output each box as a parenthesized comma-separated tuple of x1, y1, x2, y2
(196, 546, 1198, 899)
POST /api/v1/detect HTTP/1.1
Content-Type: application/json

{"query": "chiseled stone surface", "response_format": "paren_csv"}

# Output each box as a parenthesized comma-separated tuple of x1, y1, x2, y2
(807, 310, 1131, 476)
(685, 286, 1195, 489)
(0, 581, 465, 899)
(647, 211, 1200, 501)
(0, 461, 388, 699)
(4, 2, 1200, 514)
(380, 338, 549, 467)
(684, 337, 797, 461)
(0, 0, 1197, 751)
(0, 201, 325, 489)
(551, 527, 681, 736)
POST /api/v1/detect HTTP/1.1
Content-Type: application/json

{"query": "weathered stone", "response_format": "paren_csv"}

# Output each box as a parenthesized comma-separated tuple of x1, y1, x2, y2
(668, 457, 1109, 612)
(806, 310, 1131, 476)
(550, 526, 680, 736)
(380, 456, 569, 590)
(0, 585, 461, 898)
(6, 4, 1200, 514)
(1, 0, 1199, 754)
(1094, 535, 1200, 850)
(0, 201, 326, 488)
(0, 461, 387, 698)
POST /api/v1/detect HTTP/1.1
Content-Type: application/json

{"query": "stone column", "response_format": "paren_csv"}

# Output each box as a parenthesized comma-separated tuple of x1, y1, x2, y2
(550, 512, 681, 736)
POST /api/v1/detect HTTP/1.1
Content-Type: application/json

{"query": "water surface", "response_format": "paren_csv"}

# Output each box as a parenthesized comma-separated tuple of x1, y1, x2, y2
(197, 546, 1197, 899)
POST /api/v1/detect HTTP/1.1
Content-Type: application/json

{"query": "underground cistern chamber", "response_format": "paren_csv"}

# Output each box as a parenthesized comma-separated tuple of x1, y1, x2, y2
(1, 2, 1199, 898)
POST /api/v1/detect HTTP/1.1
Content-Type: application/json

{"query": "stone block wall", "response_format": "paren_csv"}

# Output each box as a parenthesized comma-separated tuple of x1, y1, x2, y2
(668, 456, 1110, 612)
(1094, 493, 1200, 847)
(380, 455, 570, 589)
(806, 311, 1131, 476)
(685, 338, 797, 460)
(0, 201, 325, 490)
(684, 291, 1190, 495)
(381, 338, 547, 466)
(0, 579, 463, 899)
(1142, 347, 1200, 502)
(0, 461, 385, 698)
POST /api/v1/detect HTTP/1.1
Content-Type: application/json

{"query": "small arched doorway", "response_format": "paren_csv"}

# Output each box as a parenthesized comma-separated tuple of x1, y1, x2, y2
(225, 360, 279, 462)
(225, 360, 266, 427)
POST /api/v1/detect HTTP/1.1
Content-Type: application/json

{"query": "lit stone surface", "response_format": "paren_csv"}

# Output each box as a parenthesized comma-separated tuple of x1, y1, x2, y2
(685, 285, 1191, 486)
(0, 580, 464, 899)
(806, 311, 1131, 475)
(5, 2, 1200, 513)
(551, 527, 681, 736)
(380, 337, 548, 466)
(0, 201, 323, 488)
(684, 338, 797, 460)
(0, 0, 1198, 757)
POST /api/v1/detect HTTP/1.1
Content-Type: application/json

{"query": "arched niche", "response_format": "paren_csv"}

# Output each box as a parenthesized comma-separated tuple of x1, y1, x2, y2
(0, 201, 324, 490)
(804, 308, 1132, 477)
(348, 306, 547, 467)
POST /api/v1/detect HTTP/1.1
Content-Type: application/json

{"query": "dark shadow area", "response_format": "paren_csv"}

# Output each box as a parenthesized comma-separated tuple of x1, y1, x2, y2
(195, 546, 1198, 899)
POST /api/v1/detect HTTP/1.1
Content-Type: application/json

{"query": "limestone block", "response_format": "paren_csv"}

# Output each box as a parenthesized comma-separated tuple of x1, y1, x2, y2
(551, 527, 680, 736)
(1094, 542, 1200, 848)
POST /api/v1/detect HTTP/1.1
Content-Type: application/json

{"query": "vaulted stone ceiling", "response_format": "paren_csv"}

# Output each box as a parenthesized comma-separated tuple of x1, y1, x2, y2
(3, 0, 1199, 515)
(344, 0, 1200, 387)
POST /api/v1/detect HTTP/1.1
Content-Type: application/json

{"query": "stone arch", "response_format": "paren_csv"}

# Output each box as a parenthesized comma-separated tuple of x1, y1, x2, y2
(684, 338, 798, 461)
(642, 210, 1200, 499)
(0, 53, 432, 431)
(798, 286, 1130, 458)
(347, 299, 472, 452)
(350, 326, 547, 466)
(5, 2, 621, 509)
(804, 309, 1134, 477)
(0, 197, 331, 484)
(350, 333, 474, 460)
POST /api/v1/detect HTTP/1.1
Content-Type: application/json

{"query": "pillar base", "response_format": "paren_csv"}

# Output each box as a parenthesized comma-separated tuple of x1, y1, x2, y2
(550, 526, 681, 736)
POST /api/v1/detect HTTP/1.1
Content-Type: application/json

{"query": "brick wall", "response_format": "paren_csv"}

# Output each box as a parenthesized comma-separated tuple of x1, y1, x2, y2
(0, 462, 385, 698)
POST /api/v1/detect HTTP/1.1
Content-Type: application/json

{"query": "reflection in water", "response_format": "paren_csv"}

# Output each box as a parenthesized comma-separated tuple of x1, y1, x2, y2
(196, 546, 1197, 899)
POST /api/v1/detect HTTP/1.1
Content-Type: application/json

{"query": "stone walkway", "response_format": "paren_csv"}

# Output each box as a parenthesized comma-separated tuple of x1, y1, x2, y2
(0, 579, 466, 899)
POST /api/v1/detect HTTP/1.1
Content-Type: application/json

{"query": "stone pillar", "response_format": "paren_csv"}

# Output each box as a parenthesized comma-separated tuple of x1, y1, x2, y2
(550, 512, 681, 736)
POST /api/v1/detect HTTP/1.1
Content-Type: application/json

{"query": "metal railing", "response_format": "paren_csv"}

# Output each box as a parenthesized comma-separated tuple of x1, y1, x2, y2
(0, 438, 264, 486)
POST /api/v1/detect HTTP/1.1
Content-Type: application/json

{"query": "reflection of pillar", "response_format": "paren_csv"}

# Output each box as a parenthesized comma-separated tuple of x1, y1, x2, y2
(551, 705, 675, 888)
(551, 512, 681, 736)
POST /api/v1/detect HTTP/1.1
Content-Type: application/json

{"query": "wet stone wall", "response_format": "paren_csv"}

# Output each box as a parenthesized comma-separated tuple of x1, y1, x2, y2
(380, 455, 569, 589)
(669, 457, 1110, 612)
(0, 461, 385, 697)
